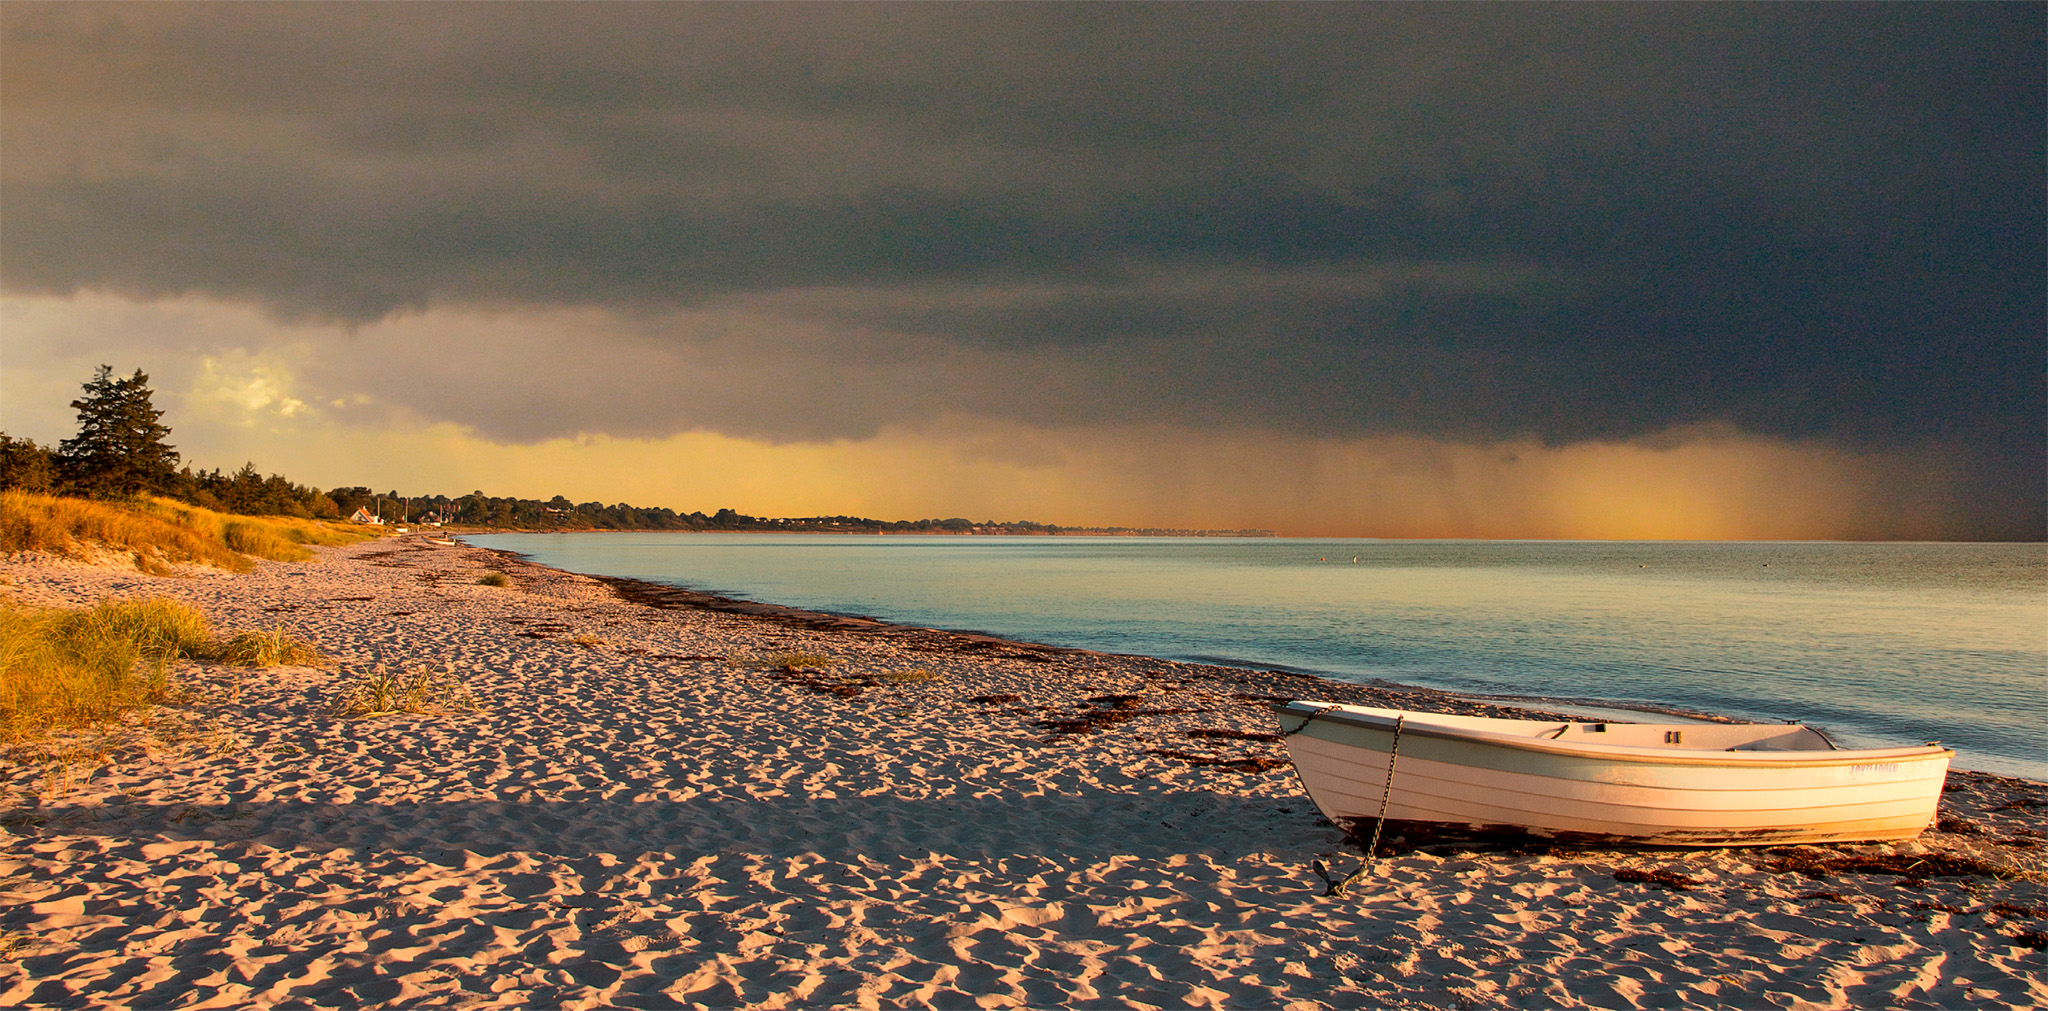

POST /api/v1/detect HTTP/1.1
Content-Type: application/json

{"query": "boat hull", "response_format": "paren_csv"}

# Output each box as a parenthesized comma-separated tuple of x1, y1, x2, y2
(1278, 703, 1952, 847)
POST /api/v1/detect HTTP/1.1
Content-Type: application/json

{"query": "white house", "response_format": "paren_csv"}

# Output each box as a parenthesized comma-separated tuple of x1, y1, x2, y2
(348, 508, 384, 525)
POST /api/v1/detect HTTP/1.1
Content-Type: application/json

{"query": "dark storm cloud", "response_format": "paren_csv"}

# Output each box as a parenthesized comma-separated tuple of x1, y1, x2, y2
(2, 2, 2041, 533)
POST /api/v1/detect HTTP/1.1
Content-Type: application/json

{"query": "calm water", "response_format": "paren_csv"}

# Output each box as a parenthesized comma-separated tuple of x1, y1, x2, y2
(466, 534, 2048, 779)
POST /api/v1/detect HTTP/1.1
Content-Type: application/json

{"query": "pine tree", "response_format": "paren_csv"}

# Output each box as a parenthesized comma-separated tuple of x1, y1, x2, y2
(58, 365, 180, 497)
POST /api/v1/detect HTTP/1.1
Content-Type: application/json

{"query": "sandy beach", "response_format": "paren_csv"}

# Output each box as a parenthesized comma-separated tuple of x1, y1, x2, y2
(2, 535, 2043, 1010)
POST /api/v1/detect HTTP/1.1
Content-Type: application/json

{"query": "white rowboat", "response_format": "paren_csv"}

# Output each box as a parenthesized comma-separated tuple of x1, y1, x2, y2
(1278, 702, 1952, 847)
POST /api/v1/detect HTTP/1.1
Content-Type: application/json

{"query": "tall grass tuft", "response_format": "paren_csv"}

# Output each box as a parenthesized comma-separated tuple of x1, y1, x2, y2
(70, 597, 215, 662)
(0, 491, 383, 572)
(214, 628, 322, 667)
(327, 666, 483, 719)
(1, 597, 330, 744)
(0, 598, 212, 743)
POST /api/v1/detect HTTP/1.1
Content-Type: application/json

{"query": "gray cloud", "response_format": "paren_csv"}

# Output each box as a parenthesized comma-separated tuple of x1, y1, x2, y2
(2, 2, 2040, 534)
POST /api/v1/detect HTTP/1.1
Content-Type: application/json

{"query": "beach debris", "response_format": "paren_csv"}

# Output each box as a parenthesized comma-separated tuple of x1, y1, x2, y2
(1797, 890, 1860, 904)
(1183, 728, 1282, 743)
(1232, 692, 1293, 705)
(1145, 748, 1289, 773)
(1037, 695, 1192, 736)
(1613, 867, 1700, 891)
(1763, 849, 2012, 881)
(1936, 814, 1987, 835)
(1988, 901, 2048, 918)
(767, 671, 870, 697)
(504, 618, 572, 640)
(965, 693, 1022, 705)
(758, 654, 880, 697)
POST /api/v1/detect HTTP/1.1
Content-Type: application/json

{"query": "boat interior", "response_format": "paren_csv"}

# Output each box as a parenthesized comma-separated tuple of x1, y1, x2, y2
(1288, 702, 1844, 752)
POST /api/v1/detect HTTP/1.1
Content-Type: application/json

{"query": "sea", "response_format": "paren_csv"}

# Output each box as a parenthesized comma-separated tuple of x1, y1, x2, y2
(463, 534, 2048, 780)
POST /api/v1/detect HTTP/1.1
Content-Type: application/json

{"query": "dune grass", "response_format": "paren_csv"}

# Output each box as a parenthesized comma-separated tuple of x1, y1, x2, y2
(477, 572, 511, 587)
(1, 598, 208, 743)
(327, 666, 483, 719)
(0, 491, 383, 572)
(0, 597, 325, 745)
(213, 627, 324, 667)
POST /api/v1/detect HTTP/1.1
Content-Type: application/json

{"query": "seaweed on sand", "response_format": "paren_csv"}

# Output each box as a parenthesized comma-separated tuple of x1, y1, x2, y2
(1184, 727, 1282, 742)
(1146, 748, 1289, 773)
(1037, 694, 1192, 736)
(1763, 849, 2012, 881)
(1612, 867, 1699, 891)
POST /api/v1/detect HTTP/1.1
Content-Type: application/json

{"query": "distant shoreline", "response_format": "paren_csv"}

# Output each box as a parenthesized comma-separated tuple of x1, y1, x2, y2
(434, 524, 1282, 537)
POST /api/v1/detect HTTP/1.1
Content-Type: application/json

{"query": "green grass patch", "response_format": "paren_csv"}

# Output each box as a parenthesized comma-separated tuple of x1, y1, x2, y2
(477, 572, 511, 587)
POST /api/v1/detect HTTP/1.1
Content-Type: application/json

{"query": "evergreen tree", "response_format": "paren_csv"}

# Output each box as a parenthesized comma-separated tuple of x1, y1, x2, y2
(58, 365, 180, 497)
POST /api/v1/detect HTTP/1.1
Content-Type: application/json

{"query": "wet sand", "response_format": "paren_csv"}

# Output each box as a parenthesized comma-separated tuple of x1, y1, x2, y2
(2, 535, 2043, 1009)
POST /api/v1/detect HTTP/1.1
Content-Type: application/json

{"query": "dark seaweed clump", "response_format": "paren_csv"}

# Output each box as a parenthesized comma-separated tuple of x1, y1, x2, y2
(1764, 850, 2010, 881)
(1613, 867, 1698, 891)
(1037, 695, 1192, 736)
(1146, 748, 1290, 773)
(1184, 728, 1282, 742)
(1934, 815, 1986, 836)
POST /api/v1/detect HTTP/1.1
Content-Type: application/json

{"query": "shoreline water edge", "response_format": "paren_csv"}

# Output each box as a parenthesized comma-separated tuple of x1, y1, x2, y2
(2, 534, 2043, 1008)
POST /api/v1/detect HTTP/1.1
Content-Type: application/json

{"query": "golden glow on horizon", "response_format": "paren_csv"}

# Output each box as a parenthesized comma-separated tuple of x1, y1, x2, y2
(0, 292, 1964, 540)
(131, 415, 1958, 541)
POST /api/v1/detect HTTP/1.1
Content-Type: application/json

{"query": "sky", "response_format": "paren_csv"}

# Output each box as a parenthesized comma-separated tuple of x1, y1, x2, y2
(1, 3, 2041, 539)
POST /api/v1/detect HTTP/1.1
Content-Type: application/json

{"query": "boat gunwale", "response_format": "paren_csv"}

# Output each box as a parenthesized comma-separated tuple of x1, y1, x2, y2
(1281, 701, 1955, 770)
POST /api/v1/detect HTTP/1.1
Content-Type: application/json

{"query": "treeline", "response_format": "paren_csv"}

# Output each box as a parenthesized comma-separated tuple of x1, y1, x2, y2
(0, 365, 1274, 536)
(1, 432, 352, 519)
(382, 497, 1084, 534)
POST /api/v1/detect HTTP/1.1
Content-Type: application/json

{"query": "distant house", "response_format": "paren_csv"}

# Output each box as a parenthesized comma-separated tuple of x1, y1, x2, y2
(348, 508, 384, 525)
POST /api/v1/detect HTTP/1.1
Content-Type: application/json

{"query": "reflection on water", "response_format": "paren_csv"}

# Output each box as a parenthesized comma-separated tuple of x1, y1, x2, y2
(467, 534, 2048, 779)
